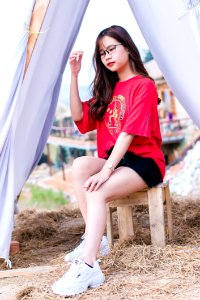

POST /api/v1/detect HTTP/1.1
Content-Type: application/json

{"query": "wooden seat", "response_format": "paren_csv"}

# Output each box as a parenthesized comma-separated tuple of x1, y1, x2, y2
(106, 181, 172, 248)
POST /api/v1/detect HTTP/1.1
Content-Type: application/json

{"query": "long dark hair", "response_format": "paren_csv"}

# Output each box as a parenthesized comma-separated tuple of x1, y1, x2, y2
(89, 25, 153, 120)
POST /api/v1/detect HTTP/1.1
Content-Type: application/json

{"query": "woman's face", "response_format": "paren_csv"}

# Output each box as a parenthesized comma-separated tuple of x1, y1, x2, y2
(98, 36, 130, 74)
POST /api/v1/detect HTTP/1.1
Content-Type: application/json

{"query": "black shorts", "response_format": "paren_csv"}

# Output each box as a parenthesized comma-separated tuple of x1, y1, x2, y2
(107, 150, 163, 188)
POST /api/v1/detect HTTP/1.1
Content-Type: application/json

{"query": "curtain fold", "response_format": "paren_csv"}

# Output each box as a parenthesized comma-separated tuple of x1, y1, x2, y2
(0, 0, 89, 260)
(128, 0, 200, 128)
(0, 0, 36, 260)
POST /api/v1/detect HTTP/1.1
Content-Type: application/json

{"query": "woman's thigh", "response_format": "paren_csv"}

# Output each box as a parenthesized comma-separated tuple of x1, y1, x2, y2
(72, 156, 106, 178)
(87, 166, 148, 202)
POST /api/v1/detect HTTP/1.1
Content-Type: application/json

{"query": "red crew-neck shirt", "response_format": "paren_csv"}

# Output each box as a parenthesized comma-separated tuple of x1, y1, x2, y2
(75, 76, 166, 179)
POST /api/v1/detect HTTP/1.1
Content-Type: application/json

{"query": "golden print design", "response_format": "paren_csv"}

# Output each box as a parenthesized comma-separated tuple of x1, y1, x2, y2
(104, 95, 126, 135)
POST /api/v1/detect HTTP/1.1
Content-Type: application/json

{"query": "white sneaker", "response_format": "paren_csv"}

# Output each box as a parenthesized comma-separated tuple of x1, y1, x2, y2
(64, 235, 110, 262)
(52, 259, 105, 296)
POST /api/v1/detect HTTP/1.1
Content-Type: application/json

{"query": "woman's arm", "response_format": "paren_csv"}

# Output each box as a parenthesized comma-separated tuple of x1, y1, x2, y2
(102, 132, 134, 171)
(69, 51, 84, 121)
(84, 132, 134, 192)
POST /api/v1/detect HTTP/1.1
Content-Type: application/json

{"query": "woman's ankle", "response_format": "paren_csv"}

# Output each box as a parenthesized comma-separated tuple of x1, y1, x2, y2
(81, 256, 96, 267)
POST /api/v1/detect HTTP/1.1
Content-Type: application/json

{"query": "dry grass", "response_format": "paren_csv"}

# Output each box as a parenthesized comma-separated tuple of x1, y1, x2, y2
(2, 198, 200, 299)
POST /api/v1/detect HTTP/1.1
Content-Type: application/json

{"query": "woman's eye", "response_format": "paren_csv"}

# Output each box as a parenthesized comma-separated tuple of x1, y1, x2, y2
(108, 46, 115, 52)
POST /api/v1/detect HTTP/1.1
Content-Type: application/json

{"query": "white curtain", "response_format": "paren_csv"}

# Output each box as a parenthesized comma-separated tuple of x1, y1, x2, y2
(0, 0, 89, 260)
(128, 0, 200, 128)
(0, 0, 36, 260)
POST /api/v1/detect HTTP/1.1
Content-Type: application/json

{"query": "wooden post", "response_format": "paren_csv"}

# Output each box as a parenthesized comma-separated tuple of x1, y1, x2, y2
(46, 144, 53, 176)
(165, 184, 173, 240)
(106, 206, 114, 246)
(59, 146, 66, 181)
(148, 187, 166, 247)
(117, 206, 134, 241)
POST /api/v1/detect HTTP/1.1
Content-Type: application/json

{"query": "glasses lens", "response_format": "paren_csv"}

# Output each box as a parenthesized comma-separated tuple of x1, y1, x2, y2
(99, 50, 105, 58)
(99, 44, 120, 58)
(106, 45, 116, 54)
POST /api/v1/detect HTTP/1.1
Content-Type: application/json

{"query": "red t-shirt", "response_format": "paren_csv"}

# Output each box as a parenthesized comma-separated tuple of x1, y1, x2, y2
(75, 75, 166, 179)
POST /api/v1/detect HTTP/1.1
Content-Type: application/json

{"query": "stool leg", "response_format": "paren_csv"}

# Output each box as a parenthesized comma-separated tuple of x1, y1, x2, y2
(165, 185, 173, 240)
(148, 187, 166, 247)
(117, 206, 134, 241)
(106, 205, 114, 246)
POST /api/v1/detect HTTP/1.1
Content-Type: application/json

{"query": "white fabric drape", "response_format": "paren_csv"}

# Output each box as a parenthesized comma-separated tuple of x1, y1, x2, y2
(128, 0, 200, 128)
(186, 0, 200, 52)
(0, 0, 89, 260)
(0, 0, 36, 260)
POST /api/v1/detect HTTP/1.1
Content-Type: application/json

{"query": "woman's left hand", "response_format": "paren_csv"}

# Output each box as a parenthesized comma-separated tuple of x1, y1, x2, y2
(84, 168, 113, 192)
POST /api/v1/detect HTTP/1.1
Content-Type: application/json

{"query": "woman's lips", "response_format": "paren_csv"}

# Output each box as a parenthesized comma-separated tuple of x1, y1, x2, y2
(107, 62, 115, 67)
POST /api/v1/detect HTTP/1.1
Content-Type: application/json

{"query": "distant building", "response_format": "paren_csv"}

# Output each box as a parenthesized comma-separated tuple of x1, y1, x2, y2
(145, 59, 199, 165)
(144, 59, 188, 119)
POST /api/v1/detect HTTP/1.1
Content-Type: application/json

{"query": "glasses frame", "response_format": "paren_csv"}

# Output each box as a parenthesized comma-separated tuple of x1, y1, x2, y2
(99, 44, 122, 59)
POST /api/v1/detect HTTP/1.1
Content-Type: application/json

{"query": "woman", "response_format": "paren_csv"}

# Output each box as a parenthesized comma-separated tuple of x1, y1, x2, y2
(52, 25, 165, 296)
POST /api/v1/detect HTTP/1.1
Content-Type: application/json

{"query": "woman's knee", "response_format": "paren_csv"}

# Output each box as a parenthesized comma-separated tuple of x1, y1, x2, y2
(85, 190, 108, 205)
(72, 156, 94, 179)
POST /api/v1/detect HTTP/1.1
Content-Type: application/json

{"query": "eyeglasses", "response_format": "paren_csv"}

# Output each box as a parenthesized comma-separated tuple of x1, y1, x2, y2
(99, 44, 122, 59)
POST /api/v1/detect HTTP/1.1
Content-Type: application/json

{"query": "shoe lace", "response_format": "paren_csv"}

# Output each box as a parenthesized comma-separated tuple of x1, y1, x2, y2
(63, 259, 82, 279)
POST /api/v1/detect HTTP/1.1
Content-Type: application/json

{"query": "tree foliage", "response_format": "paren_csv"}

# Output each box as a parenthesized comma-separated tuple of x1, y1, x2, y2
(142, 49, 153, 63)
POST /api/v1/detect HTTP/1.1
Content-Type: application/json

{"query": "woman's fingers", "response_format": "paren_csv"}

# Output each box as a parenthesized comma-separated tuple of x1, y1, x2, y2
(88, 180, 98, 192)
(84, 176, 105, 192)
(84, 176, 98, 192)
(94, 181, 102, 191)
(69, 51, 84, 62)
(69, 51, 84, 75)
(84, 177, 92, 189)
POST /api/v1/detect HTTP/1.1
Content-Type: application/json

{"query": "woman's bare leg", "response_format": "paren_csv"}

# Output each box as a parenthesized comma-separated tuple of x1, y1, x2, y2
(82, 166, 148, 266)
(72, 156, 106, 222)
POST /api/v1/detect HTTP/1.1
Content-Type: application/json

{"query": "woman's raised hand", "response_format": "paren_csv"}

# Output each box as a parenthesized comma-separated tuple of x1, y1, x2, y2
(69, 51, 84, 77)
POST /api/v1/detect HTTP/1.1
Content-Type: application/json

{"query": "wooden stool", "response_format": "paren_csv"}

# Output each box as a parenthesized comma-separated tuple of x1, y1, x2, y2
(106, 181, 172, 248)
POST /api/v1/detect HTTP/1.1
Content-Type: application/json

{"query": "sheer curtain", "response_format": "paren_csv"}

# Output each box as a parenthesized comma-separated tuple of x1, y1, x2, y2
(0, 0, 89, 260)
(0, 0, 36, 261)
(128, 0, 200, 128)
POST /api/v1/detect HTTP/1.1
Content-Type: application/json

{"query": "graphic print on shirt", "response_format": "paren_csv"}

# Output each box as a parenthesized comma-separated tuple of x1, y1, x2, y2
(104, 95, 126, 135)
